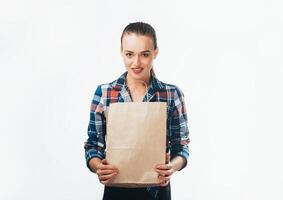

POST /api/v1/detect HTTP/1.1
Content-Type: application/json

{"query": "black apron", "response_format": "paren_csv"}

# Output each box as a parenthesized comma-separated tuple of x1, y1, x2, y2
(102, 183, 171, 200)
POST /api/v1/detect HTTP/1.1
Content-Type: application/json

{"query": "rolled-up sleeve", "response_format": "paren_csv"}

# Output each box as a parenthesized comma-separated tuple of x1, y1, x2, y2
(169, 86, 190, 170)
(84, 85, 106, 172)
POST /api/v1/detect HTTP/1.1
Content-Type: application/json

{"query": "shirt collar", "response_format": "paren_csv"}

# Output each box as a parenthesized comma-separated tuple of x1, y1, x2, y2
(111, 71, 165, 101)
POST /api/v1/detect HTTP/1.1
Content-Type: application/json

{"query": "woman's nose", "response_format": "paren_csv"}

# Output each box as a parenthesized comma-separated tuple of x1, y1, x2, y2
(133, 55, 141, 66)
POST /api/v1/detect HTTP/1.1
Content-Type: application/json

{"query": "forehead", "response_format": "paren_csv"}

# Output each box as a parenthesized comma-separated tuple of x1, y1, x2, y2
(121, 33, 154, 51)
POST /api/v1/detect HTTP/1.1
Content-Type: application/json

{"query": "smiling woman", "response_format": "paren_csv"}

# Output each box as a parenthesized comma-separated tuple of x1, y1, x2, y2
(121, 32, 158, 85)
(84, 22, 190, 200)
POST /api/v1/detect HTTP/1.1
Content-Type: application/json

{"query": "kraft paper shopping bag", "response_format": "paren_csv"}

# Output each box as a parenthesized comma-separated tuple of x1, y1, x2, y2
(106, 102, 167, 187)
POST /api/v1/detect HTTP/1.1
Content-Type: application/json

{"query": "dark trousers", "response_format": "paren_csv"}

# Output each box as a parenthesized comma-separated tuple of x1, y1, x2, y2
(102, 184, 171, 200)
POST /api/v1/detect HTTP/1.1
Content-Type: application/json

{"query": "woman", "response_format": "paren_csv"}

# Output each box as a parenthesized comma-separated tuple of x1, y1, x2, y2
(84, 22, 190, 200)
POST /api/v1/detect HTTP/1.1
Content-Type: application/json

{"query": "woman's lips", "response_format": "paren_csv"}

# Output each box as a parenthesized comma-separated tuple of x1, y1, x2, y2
(131, 67, 143, 74)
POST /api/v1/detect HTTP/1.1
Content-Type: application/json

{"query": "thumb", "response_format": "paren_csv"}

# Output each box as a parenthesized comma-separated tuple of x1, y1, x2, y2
(102, 159, 108, 165)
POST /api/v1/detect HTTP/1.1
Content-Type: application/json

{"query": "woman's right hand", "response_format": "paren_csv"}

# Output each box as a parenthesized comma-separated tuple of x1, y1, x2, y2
(96, 159, 119, 184)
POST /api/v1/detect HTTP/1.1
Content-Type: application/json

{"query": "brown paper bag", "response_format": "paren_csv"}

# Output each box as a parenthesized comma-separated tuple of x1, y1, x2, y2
(105, 102, 167, 187)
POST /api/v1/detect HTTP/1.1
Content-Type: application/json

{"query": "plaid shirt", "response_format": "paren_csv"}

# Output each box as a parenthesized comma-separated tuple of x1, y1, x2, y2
(84, 72, 190, 198)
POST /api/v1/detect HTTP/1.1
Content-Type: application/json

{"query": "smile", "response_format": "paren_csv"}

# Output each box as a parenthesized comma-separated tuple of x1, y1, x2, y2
(131, 67, 143, 74)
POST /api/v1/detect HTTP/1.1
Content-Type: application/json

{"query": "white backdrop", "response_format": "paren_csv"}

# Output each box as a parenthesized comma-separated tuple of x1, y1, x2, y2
(1, 0, 283, 200)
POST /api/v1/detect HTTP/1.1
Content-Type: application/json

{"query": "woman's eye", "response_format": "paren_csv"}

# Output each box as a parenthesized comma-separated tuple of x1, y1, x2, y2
(143, 53, 150, 57)
(125, 53, 133, 57)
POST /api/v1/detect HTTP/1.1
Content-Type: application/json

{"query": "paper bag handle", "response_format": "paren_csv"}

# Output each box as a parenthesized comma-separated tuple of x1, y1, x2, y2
(126, 79, 148, 102)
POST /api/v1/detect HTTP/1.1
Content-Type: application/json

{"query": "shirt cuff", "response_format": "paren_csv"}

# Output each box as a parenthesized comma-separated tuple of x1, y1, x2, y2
(85, 149, 105, 172)
(171, 149, 189, 171)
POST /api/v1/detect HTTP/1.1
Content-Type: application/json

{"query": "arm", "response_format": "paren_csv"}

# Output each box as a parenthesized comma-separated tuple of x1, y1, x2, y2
(155, 86, 190, 186)
(169, 86, 190, 169)
(84, 85, 118, 183)
(84, 85, 106, 170)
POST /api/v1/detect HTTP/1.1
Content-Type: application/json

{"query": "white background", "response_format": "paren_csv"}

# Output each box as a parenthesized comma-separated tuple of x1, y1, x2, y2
(1, 0, 283, 199)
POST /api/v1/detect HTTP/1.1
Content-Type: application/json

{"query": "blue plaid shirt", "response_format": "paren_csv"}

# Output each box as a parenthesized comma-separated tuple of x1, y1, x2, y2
(84, 72, 190, 198)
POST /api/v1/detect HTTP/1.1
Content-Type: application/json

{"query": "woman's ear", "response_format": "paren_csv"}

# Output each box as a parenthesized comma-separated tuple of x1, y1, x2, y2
(154, 47, 159, 59)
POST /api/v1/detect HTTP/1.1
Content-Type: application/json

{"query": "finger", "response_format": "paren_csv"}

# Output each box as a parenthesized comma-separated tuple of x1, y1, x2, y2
(158, 175, 171, 182)
(97, 168, 118, 177)
(156, 170, 170, 176)
(157, 169, 174, 177)
(98, 169, 118, 176)
(99, 172, 118, 181)
(156, 164, 172, 170)
(102, 159, 108, 165)
(155, 169, 173, 177)
(99, 172, 118, 184)
(98, 164, 118, 171)
(98, 160, 118, 170)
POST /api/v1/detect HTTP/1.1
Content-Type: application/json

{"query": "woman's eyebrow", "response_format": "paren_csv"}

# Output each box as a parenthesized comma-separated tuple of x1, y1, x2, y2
(141, 50, 151, 53)
(124, 50, 152, 53)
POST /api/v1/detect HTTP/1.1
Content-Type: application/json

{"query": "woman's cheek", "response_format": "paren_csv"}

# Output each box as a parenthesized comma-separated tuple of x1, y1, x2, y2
(124, 61, 131, 69)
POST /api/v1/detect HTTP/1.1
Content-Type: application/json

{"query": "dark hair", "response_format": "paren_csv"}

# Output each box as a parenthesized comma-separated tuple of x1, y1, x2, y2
(120, 22, 158, 50)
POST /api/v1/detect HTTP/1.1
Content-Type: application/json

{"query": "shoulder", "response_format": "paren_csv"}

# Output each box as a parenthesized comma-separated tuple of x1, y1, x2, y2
(92, 81, 116, 98)
(92, 83, 109, 96)
(157, 79, 185, 99)
(92, 74, 124, 103)
(96, 82, 113, 91)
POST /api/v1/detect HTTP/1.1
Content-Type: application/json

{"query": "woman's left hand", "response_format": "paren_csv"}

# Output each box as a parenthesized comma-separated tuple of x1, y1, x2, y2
(155, 153, 176, 187)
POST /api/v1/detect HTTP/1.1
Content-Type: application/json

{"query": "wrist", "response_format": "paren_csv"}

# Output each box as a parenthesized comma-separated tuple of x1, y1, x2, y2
(171, 156, 185, 172)
(89, 157, 102, 173)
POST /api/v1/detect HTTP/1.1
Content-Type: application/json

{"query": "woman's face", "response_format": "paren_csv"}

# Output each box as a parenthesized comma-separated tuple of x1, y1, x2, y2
(121, 33, 158, 83)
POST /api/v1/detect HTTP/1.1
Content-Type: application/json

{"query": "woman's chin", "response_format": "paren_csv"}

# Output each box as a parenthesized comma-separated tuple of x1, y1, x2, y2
(128, 71, 144, 80)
